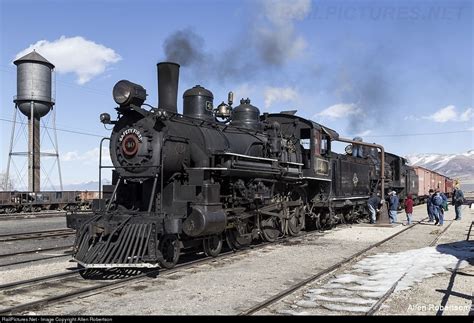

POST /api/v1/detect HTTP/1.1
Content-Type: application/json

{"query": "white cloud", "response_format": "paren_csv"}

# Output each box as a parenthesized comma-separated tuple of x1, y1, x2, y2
(424, 105, 473, 123)
(62, 147, 110, 165)
(459, 108, 473, 122)
(264, 86, 298, 108)
(256, 0, 311, 65)
(403, 115, 419, 121)
(15, 36, 121, 84)
(262, 0, 311, 25)
(62, 151, 80, 161)
(315, 103, 361, 119)
(233, 83, 255, 102)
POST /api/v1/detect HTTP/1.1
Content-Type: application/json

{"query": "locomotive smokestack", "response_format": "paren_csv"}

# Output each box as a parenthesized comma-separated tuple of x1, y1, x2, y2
(157, 62, 180, 113)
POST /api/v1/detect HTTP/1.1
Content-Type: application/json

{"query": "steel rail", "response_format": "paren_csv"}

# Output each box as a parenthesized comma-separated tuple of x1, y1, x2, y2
(365, 220, 455, 316)
(239, 217, 429, 315)
(0, 229, 75, 242)
(0, 245, 73, 259)
(0, 252, 72, 268)
(0, 228, 326, 315)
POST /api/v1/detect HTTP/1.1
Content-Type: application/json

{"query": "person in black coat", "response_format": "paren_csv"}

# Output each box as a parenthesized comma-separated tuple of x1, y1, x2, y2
(367, 193, 381, 224)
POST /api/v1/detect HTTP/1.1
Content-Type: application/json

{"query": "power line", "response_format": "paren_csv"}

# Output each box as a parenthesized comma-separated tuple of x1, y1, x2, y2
(364, 129, 473, 138)
(0, 117, 106, 138)
(2, 117, 472, 140)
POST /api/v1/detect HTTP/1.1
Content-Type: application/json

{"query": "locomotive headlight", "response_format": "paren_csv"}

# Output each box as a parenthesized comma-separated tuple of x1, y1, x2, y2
(113, 80, 147, 107)
(100, 113, 111, 124)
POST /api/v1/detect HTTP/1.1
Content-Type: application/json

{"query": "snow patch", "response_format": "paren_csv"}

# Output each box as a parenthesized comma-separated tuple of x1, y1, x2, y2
(283, 241, 472, 314)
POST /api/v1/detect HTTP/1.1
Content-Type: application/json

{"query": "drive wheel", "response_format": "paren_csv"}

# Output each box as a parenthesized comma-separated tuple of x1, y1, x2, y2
(225, 225, 252, 250)
(203, 235, 223, 257)
(260, 215, 282, 242)
(286, 190, 306, 236)
(158, 234, 181, 269)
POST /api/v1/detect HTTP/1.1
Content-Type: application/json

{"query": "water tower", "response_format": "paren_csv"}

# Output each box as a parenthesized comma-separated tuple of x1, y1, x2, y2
(5, 50, 63, 192)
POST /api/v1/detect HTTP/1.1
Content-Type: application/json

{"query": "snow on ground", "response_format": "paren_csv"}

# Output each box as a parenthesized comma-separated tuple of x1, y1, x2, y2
(280, 241, 473, 315)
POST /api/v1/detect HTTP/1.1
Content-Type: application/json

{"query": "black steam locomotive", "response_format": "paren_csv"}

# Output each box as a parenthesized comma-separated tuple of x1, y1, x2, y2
(67, 62, 418, 271)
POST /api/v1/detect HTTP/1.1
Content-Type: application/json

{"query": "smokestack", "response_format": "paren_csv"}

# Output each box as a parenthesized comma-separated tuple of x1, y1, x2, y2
(157, 62, 180, 113)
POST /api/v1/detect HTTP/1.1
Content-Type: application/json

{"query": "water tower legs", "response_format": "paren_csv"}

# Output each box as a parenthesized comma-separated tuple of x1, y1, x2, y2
(28, 102, 40, 192)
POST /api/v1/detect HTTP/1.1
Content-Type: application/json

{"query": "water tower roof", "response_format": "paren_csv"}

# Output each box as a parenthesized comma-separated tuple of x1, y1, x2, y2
(14, 50, 54, 68)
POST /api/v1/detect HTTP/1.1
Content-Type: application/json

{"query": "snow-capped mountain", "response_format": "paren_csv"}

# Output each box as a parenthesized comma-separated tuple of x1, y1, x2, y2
(405, 150, 474, 191)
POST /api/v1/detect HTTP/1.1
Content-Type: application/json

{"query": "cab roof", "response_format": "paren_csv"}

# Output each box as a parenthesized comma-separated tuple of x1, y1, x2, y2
(265, 113, 340, 140)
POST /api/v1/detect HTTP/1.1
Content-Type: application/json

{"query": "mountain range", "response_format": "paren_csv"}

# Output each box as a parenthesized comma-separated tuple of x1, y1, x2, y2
(62, 179, 111, 191)
(405, 150, 474, 191)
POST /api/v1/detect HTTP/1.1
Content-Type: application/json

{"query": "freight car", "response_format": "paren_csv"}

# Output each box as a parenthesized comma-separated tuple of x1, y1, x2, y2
(0, 191, 97, 214)
(412, 166, 453, 203)
(66, 62, 419, 272)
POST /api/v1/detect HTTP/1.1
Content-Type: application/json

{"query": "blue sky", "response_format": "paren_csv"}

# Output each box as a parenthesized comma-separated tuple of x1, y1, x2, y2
(0, 0, 472, 189)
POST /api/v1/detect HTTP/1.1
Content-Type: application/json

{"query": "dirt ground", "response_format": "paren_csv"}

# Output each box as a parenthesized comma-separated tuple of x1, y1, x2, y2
(3, 204, 472, 316)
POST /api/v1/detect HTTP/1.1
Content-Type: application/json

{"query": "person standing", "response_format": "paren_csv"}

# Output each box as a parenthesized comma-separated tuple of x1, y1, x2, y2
(432, 190, 444, 226)
(388, 191, 399, 224)
(405, 194, 414, 225)
(367, 192, 381, 224)
(352, 137, 364, 158)
(427, 189, 435, 222)
(452, 185, 465, 220)
(440, 192, 448, 212)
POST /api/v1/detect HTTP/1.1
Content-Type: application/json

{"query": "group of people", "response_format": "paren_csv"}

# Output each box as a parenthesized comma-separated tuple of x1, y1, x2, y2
(426, 185, 465, 224)
(367, 190, 401, 224)
(426, 189, 449, 226)
(366, 185, 465, 225)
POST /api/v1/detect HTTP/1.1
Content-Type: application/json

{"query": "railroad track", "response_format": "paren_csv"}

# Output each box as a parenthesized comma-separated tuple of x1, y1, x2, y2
(0, 228, 328, 315)
(0, 229, 75, 242)
(0, 217, 453, 315)
(240, 218, 455, 316)
(0, 245, 73, 268)
(0, 211, 92, 221)
(0, 211, 68, 220)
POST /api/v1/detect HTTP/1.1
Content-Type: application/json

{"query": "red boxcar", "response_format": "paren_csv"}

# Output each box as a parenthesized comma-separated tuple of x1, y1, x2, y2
(413, 166, 452, 203)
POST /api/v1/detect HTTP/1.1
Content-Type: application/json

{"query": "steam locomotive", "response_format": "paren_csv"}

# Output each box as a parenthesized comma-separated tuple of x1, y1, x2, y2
(66, 62, 419, 271)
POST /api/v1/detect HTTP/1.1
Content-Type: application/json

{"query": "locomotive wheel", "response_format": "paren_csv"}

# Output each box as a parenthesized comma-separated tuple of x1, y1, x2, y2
(203, 235, 223, 257)
(260, 215, 282, 242)
(287, 210, 304, 236)
(158, 234, 181, 269)
(225, 227, 251, 250)
(286, 190, 306, 236)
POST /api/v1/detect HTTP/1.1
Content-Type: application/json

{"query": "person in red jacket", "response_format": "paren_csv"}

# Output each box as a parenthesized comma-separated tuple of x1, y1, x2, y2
(405, 194, 414, 225)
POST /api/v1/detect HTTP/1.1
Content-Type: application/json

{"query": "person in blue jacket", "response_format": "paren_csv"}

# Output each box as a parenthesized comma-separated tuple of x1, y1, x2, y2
(432, 190, 444, 226)
(388, 191, 399, 224)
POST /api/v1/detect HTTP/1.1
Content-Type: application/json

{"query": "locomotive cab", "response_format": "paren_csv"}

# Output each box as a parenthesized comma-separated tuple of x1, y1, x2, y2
(264, 113, 336, 181)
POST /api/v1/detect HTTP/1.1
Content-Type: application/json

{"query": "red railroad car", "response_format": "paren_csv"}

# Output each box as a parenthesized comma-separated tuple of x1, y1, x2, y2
(412, 166, 452, 203)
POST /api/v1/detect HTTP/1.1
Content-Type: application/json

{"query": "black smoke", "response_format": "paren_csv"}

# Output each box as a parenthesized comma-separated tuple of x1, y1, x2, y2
(164, 29, 205, 67)
(161, 1, 309, 84)
(319, 44, 398, 136)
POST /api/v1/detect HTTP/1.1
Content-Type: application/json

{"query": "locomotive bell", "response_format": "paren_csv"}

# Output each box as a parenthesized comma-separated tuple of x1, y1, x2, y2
(231, 98, 261, 130)
(215, 102, 231, 118)
(183, 85, 214, 121)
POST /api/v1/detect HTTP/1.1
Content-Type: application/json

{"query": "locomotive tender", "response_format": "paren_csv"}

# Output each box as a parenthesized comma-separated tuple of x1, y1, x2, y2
(66, 62, 419, 270)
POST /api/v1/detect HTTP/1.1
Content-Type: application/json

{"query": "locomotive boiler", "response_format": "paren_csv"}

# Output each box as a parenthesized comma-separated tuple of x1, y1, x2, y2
(67, 62, 403, 272)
